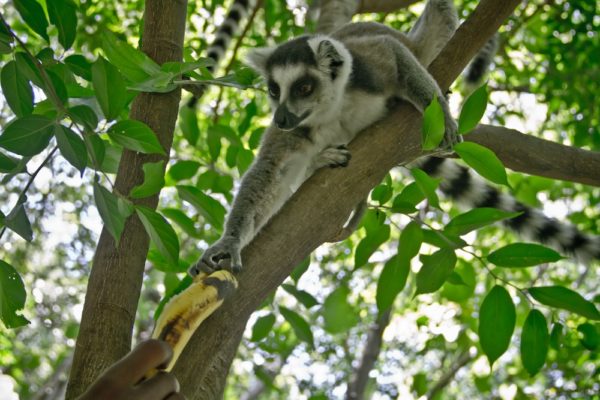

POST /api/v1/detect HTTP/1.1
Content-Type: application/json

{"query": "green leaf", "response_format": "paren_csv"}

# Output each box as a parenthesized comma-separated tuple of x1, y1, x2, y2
(1, 61, 34, 117)
(445, 208, 521, 236)
(167, 160, 201, 182)
(415, 248, 457, 295)
(207, 126, 222, 161)
(84, 134, 105, 169)
(577, 323, 599, 350)
(0, 260, 30, 328)
(391, 182, 424, 213)
(101, 30, 160, 82)
(107, 120, 165, 155)
(47, 0, 77, 49)
(179, 106, 200, 146)
(322, 286, 358, 334)
(55, 125, 87, 173)
(93, 182, 129, 245)
(528, 286, 600, 320)
(4, 203, 33, 241)
(64, 54, 93, 81)
(161, 208, 199, 238)
(488, 243, 563, 267)
(355, 223, 390, 267)
(371, 184, 392, 205)
(130, 161, 165, 198)
(458, 84, 488, 134)
(14, 0, 49, 41)
(520, 309, 549, 376)
(411, 168, 441, 209)
(290, 257, 310, 283)
(0, 115, 54, 156)
(280, 306, 314, 348)
(136, 206, 180, 266)
(454, 142, 509, 186)
(422, 94, 445, 150)
(376, 255, 409, 312)
(251, 313, 276, 342)
(549, 323, 563, 350)
(176, 185, 226, 231)
(377, 222, 422, 311)
(92, 57, 127, 120)
(282, 284, 319, 309)
(69, 105, 99, 131)
(478, 285, 516, 367)
(0, 151, 19, 173)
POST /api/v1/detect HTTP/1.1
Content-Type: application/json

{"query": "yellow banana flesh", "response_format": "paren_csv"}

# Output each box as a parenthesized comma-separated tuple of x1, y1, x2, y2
(144, 269, 238, 378)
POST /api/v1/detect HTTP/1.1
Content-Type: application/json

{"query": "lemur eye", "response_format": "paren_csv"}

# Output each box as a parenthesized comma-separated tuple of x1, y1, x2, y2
(298, 83, 313, 96)
(268, 82, 280, 98)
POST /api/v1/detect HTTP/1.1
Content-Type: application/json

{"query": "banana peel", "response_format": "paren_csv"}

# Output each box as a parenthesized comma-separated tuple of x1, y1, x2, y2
(144, 269, 238, 378)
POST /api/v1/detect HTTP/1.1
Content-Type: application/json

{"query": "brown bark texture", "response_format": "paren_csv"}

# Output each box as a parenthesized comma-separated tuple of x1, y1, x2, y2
(65, 0, 188, 397)
(173, 1, 523, 399)
(468, 125, 600, 187)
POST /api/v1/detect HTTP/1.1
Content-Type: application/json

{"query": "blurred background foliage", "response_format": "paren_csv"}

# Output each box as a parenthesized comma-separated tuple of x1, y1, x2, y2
(0, 0, 598, 399)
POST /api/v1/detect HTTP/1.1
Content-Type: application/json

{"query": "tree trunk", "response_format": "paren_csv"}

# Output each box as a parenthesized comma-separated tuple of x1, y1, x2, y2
(173, 1, 523, 398)
(65, 0, 188, 397)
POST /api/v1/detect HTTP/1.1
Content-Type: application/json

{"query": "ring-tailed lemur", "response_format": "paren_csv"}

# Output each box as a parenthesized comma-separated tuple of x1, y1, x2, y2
(190, 0, 600, 276)
(190, 0, 460, 274)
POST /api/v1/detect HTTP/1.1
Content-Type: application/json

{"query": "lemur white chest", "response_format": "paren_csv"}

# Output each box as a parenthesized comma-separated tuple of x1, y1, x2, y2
(341, 91, 388, 136)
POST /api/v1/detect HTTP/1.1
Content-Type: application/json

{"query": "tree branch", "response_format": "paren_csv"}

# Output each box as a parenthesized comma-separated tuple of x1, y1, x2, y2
(346, 310, 392, 400)
(468, 125, 600, 187)
(173, 1, 522, 399)
(65, 0, 188, 397)
(426, 351, 473, 399)
(356, 0, 419, 14)
(316, 0, 360, 34)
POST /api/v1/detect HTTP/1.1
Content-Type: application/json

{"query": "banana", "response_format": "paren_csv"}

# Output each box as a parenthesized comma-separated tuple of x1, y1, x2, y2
(144, 269, 238, 378)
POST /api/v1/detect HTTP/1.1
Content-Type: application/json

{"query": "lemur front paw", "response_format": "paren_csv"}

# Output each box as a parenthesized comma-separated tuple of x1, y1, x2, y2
(189, 237, 242, 277)
(440, 117, 461, 154)
(318, 145, 352, 168)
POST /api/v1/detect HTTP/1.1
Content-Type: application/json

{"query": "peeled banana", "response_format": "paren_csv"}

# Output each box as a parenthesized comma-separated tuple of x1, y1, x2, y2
(144, 269, 238, 378)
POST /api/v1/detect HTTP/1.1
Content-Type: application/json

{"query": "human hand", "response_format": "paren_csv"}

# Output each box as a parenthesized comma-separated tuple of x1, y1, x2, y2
(77, 340, 185, 400)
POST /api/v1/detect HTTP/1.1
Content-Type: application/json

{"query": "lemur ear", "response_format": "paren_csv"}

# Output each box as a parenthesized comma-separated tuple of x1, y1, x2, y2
(316, 39, 344, 80)
(244, 47, 275, 76)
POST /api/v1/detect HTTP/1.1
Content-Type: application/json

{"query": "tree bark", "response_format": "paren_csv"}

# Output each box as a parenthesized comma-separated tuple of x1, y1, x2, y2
(65, 0, 188, 397)
(467, 125, 600, 187)
(316, 0, 360, 34)
(357, 0, 419, 13)
(346, 310, 392, 400)
(173, 1, 522, 399)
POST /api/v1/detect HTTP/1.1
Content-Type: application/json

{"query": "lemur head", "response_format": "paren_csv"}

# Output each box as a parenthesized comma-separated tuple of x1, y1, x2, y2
(246, 35, 352, 131)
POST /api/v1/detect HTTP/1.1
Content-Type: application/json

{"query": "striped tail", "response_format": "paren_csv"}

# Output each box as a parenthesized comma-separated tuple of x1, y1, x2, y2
(464, 34, 498, 85)
(188, 0, 257, 107)
(415, 156, 600, 263)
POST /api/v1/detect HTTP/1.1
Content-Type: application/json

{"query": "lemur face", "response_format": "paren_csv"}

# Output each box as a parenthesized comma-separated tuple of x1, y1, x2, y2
(246, 36, 351, 131)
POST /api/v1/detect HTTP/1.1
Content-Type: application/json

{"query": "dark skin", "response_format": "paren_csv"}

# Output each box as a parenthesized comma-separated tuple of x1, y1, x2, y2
(77, 340, 185, 400)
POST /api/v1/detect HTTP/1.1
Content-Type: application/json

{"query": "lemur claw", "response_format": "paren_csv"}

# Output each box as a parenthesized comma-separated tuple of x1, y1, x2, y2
(189, 238, 242, 277)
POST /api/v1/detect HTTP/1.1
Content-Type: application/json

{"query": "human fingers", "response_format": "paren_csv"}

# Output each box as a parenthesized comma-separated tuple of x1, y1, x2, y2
(101, 340, 173, 385)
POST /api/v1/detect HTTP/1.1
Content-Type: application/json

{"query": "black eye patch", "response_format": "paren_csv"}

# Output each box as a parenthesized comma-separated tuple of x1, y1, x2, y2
(267, 80, 280, 99)
(291, 75, 318, 98)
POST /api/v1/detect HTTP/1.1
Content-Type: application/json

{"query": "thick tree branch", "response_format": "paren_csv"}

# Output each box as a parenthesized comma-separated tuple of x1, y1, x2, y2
(66, 0, 188, 397)
(357, 0, 419, 13)
(468, 125, 600, 187)
(174, 1, 522, 399)
(316, 0, 360, 34)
